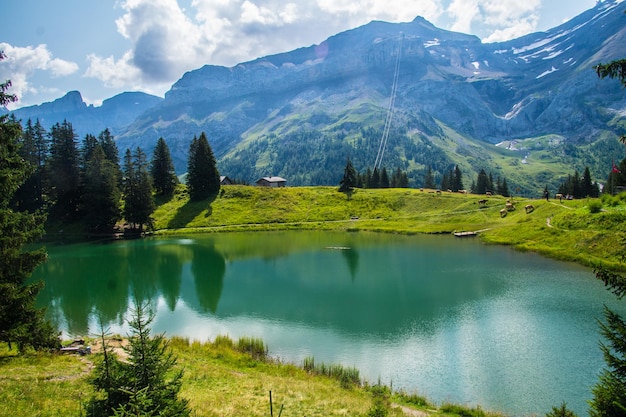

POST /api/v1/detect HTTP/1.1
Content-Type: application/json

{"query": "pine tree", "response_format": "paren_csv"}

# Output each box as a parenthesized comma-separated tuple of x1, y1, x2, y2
(589, 305, 626, 417)
(81, 134, 99, 168)
(12, 119, 47, 211)
(370, 167, 380, 189)
(452, 165, 463, 192)
(380, 167, 390, 188)
(98, 128, 119, 167)
(572, 170, 581, 198)
(338, 157, 357, 196)
(475, 169, 489, 194)
(440, 171, 449, 191)
(423, 166, 435, 189)
(86, 304, 190, 417)
(363, 168, 372, 188)
(47, 120, 81, 219)
(582, 167, 597, 198)
(122, 148, 155, 232)
(83, 145, 121, 233)
(187, 132, 220, 201)
(498, 177, 510, 197)
(0, 54, 59, 352)
(398, 171, 409, 188)
(390, 167, 409, 188)
(151, 137, 178, 197)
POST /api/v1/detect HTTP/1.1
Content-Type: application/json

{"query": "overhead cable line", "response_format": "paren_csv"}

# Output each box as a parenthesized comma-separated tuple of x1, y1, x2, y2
(373, 33, 403, 170)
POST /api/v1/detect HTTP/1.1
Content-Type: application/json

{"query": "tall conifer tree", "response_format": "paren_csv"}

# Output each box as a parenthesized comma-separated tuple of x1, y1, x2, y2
(186, 132, 220, 201)
(47, 120, 81, 219)
(13, 119, 47, 211)
(423, 166, 435, 189)
(380, 167, 390, 188)
(0, 52, 58, 351)
(123, 148, 154, 232)
(83, 145, 121, 233)
(151, 137, 178, 197)
(338, 157, 357, 199)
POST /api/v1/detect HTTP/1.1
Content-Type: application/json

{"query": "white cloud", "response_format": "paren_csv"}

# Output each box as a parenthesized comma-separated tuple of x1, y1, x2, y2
(483, 20, 538, 43)
(446, 0, 541, 42)
(85, 51, 142, 89)
(83, 0, 449, 94)
(80, 0, 558, 98)
(0, 43, 79, 108)
(448, 0, 480, 34)
(315, 0, 443, 24)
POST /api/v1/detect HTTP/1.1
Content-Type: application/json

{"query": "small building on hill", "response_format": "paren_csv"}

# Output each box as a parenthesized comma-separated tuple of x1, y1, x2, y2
(256, 176, 286, 187)
(220, 175, 233, 185)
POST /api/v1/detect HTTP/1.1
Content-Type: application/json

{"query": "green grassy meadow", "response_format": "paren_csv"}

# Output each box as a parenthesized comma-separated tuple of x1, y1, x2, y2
(154, 184, 626, 272)
(0, 336, 505, 417)
(4, 185, 624, 417)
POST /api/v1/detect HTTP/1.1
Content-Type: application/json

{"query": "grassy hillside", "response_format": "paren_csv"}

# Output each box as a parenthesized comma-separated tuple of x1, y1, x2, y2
(0, 336, 506, 417)
(153, 184, 626, 272)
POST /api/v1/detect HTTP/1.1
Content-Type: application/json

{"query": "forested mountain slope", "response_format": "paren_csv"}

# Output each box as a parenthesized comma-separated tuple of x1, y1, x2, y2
(8, 0, 626, 196)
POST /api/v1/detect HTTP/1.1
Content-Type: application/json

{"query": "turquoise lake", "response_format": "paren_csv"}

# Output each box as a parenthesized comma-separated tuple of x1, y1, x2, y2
(32, 231, 626, 416)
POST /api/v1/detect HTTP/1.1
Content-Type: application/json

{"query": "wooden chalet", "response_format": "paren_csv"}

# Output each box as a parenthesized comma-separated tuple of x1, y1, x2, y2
(256, 176, 286, 187)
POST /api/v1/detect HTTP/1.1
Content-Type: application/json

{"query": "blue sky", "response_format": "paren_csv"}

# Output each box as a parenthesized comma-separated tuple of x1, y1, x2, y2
(2, 0, 598, 109)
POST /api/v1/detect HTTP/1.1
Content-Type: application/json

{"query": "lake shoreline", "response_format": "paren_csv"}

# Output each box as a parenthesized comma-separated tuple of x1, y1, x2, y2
(44, 185, 626, 274)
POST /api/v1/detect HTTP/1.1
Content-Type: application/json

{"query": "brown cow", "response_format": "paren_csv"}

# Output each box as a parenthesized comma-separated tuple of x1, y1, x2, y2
(525, 204, 534, 214)
(500, 208, 507, 217)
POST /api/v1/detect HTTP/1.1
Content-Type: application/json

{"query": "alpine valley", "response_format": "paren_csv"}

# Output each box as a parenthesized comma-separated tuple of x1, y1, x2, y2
(6, 0, 626, 196)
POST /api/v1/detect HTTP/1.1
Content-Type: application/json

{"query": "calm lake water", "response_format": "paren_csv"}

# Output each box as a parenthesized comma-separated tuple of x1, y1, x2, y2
(33, 231, 626, 416)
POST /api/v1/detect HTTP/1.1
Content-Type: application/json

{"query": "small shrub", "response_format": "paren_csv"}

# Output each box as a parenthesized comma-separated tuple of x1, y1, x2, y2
(601, 194, 621, 207)
(367, 384, 391, 417)
(588, 200, 603, 213)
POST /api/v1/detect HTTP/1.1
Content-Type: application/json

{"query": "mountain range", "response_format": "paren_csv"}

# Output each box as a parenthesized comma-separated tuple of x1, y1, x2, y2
(5, 0, 626, 196)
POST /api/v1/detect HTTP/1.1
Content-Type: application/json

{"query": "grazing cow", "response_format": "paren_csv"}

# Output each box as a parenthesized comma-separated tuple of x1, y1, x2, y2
(525, 204, 534, 214)
(436, 190, 442, 195)
(500, 208, 507, 217)
(486, 191, 492, 196)
(458, 189, 467, 194)
(478, 199, 488, 206)
(505, 202, 515, 211)
(556, 193, 563, 202)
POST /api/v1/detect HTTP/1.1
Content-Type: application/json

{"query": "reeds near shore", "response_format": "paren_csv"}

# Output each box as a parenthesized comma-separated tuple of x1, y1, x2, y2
(303, 356, 361, 388)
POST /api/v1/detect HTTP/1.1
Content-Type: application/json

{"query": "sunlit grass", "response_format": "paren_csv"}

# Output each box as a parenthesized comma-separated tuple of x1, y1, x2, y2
(152, 185, 626, 271)
(0, 346, 91, 417)
(0, 337, 508, 417)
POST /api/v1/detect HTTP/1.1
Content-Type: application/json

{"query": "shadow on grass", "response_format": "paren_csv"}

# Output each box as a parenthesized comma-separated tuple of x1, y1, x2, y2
(167, 194, 217, 229)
